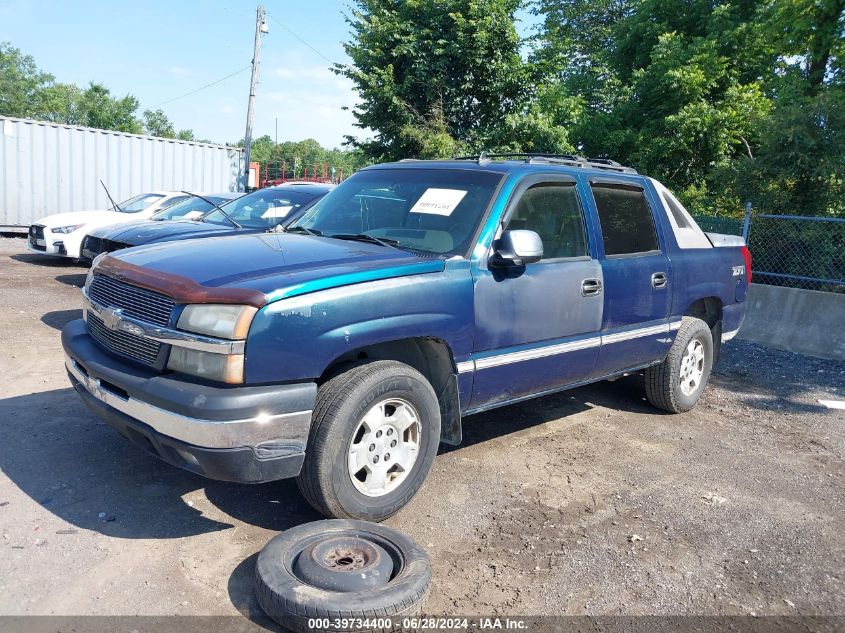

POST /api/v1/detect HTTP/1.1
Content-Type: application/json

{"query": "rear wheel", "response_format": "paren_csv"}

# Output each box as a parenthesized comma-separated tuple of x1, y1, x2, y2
(297, 360, 441, 521)
(644, 316, 713, 413)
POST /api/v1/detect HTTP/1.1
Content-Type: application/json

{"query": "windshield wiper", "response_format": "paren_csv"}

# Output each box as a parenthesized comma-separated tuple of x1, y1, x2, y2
(328, 233, 405, 250)
(100, 180, 122, 213)
(181, 191, 243, 229)
(284, 226, 323, 236)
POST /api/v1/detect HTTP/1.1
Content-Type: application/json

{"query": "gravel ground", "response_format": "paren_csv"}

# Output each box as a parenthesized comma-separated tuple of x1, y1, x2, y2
(0, 235, 843, 623)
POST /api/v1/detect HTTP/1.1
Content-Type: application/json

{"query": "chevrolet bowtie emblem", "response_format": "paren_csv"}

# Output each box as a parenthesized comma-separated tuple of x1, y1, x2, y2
(100, 306, 124, 330)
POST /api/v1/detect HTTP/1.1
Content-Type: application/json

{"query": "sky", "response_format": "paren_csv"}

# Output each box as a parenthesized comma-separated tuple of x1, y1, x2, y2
(0, 0, 539, 149)
(1, 0, 362, 147)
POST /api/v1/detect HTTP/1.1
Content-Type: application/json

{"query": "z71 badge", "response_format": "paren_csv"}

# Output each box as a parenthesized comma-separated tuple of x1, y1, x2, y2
(732, 265, 746, 277)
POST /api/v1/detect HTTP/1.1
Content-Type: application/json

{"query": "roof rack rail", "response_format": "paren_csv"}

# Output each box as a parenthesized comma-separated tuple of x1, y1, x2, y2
(452, 152, 638, 174)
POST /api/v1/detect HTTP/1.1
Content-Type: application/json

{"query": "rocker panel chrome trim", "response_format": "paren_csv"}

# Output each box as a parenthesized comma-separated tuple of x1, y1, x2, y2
(467, 320, 681, 372)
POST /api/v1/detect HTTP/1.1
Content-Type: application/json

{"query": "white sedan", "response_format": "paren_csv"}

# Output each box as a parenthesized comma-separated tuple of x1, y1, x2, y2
(27, 191, 193, 259)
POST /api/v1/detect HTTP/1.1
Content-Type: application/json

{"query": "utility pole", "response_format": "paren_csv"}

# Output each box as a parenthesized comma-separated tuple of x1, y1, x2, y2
(243, 4, 268, 190)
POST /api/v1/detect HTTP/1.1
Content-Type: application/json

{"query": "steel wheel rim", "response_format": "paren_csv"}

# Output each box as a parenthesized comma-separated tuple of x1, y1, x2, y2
(348, 398, 421, 497)
(291, 535, 394, 591)
(679, 339, 705, 396)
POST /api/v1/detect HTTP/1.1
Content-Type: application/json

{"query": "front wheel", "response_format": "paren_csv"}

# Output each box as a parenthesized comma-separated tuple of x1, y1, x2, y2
(644, 316, 714, 413)
(297, 360, 441, 521)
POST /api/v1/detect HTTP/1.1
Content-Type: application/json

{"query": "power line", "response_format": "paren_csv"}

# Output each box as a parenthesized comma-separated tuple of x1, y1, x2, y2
(265, 12, 335, 65)
(145, 8, 337, 112)
(148, 66, 251, 109)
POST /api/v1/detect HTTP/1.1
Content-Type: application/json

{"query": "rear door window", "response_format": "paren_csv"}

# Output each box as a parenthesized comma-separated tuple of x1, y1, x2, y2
(591, 183, 659, 256)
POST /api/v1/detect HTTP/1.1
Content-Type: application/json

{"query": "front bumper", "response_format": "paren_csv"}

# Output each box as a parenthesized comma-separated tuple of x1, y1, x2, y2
(62, 319, 317, 483)
(28, 227, 86, 257)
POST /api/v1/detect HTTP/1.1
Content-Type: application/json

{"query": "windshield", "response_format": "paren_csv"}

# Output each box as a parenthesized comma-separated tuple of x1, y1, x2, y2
(203, 188, 322, 229)
(288, 168, 503, 256)
(117, 193, 165, 213)
(152, 196, 234, 221)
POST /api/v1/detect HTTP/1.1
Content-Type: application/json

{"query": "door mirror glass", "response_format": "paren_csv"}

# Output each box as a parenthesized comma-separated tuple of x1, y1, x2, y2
(491, 229, 543, 266)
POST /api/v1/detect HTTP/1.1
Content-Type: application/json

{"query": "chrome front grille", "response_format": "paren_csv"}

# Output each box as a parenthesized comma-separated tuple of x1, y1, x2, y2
(87, 313, 161, 365)
(89, 274, 174, 327)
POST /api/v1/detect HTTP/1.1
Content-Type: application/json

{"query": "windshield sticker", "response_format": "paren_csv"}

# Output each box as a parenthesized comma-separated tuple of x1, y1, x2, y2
(261, 205, 294, 219)
(409, 188, 467, 216)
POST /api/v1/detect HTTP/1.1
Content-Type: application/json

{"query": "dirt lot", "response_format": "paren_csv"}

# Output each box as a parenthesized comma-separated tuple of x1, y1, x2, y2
(1, 235, 843, 623)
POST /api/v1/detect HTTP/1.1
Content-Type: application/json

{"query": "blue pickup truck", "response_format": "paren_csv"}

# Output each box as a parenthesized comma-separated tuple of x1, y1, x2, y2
(62, 155, 751, 520)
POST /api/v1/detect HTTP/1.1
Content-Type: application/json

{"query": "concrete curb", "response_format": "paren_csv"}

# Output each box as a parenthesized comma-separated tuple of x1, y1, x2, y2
(737, 283, 845, 360)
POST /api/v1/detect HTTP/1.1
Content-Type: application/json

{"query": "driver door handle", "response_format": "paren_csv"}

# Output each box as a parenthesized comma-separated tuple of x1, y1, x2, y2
(581, 278, 602, 296)
(652, 272, 668, 289)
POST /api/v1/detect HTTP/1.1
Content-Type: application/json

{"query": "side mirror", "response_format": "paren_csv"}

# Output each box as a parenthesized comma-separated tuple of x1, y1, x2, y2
(491, 229, 543, 267)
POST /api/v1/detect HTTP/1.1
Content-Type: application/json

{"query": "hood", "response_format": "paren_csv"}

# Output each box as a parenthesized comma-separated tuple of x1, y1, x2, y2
(37, 210, 148, 229)
(89, 219, 241, 244)
(108, 233, 445, 301)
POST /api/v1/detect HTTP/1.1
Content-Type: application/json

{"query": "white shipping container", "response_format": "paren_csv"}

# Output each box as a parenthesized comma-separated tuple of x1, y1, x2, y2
(0, 116, 244, 230)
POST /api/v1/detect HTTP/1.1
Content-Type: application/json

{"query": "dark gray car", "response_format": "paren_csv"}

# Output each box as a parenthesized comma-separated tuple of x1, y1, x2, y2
(80, 183, 333, 261)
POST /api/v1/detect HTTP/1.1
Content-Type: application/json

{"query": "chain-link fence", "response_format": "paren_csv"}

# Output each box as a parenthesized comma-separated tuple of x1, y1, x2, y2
(692, 214, 745, 237)
(692, 210, 845, 293)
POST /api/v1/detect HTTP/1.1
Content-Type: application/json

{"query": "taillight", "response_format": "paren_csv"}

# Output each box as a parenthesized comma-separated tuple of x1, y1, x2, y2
(741, 245, 752, 285)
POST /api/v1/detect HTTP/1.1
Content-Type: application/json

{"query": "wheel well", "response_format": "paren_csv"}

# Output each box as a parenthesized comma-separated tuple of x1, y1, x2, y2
(684, 297, 722, 329)
(684, 297, 723, 361)
(319, 337, 462, 446)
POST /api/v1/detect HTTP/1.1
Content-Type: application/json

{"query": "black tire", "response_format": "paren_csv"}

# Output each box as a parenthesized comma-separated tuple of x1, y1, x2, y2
(255, 519, 431, 633)
(644, 316, 713, 413)
(297, 360, 441, 521)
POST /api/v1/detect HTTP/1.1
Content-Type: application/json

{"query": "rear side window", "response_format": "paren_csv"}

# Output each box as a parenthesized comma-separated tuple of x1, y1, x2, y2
(591, 184, 659, 256)
(662, 190, 690, 228)
(506, 183, 588, 259)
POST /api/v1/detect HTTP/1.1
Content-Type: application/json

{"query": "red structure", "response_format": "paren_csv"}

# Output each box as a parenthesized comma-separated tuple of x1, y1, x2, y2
(258, 160, 341, 188)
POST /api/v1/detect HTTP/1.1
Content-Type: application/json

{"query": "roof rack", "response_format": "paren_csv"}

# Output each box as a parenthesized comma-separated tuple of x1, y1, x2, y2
(451, 152, 638, 174)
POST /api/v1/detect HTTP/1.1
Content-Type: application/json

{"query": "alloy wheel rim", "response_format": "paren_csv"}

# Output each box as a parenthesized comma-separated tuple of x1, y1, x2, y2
(679, 339, 705, 396)
(348, 398, 421, 497)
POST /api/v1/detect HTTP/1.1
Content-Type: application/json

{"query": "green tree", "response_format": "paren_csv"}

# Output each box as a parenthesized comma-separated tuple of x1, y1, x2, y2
(0, 42, 54, 118)
(142, 108, 197, 140)
(234, 135, 368, 179)
(337, 0, 529, 160)
(1, 43, 207, 141)
(766, 0, 845, 95)
(77, 83, 142, 133)
(534, 0, 774, 198)
(142, 108, 176, 137)
(37, 83, 84, 125)
(748, 82, 845, 214)
(246, 134, 276, 163)
(532, 0, 844, 216)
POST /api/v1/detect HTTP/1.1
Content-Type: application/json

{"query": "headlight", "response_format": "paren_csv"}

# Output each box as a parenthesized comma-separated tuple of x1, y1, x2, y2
(84, 254, 106, 293)
(167, 347, 245, 384)
(177, 304, 257, 339)
(169, 304, 258, 384)
(52, 224, 85, 234)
